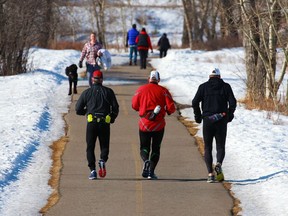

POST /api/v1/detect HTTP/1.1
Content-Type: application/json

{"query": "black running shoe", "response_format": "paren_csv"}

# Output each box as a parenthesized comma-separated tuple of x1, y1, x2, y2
(142, 160, 150, 178)
(148, 173, 158, 180)
(207, 175, 215, 183)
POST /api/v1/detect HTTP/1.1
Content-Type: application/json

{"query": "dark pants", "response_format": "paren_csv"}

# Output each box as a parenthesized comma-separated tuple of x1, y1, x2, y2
(159, 49, 168, 58)
(203, 117, 227, 173)
(138, 50, 148, 69)
(87, 63, 101, 87)
(139, 129, 164, 172)
(86, 121, 110, 171)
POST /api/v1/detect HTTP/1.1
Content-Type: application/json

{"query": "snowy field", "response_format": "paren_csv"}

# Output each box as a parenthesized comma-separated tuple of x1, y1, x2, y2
(0, 47, 287, 215)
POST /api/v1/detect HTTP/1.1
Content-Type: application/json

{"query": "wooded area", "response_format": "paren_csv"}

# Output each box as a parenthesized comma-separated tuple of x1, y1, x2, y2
(0, 0, 287, 105)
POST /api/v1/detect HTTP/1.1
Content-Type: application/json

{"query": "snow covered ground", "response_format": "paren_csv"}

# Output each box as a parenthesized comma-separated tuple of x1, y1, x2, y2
(0, 47, 287, 216)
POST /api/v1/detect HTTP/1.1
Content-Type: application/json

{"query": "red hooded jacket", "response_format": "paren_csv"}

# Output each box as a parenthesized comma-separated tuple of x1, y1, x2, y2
(135, 30, 153, 51)
(132, 82, 176, 132)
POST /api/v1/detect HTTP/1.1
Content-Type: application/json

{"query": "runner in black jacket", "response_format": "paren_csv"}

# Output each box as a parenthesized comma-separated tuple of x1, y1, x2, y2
(192, 68, 236, 183)
(75, 70, 119, 180)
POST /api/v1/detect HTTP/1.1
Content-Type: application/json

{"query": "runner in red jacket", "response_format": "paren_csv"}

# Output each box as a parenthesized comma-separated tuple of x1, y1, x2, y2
(132, 70, 176, 179)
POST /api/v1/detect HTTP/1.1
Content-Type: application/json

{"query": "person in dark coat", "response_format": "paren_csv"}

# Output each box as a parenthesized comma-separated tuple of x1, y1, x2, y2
(192, 68, 237, 183)
(65, 64, 78, 95)
(157, 33, 171, 58)
(135, 28, 153, 69)
(75, 70, 119, 180)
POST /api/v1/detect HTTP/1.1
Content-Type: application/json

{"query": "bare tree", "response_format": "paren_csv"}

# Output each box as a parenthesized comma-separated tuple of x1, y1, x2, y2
(37, 0, 53, 48)
(182, 0, 193, 48)
(0, 0, 61, 75)
(181, 0, 222, 48)
(91, 0, 107, 48)
(220, 0, 240, 39)
(240, 0, 288, 104)
(0, 1, 7, 69)
(1, 0, 45, 75)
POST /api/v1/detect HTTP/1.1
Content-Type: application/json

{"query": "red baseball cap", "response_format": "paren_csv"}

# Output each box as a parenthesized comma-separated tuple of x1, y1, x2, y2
(92, 70, 103, 79)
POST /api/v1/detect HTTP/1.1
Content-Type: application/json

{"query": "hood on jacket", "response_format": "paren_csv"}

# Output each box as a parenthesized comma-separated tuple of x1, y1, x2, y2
(208, 77, 224, 91)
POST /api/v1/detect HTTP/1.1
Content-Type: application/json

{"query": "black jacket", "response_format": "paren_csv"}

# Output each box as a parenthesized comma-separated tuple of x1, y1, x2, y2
(75, 83, 119, 122)
(137, 34, 149, 47)
(157, 35, 171, 50)
(192, 77, 236, 119)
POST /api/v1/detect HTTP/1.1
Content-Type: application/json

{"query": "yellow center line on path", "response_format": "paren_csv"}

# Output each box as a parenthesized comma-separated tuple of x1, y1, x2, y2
(119, 87, 143, 215)
(120, 98, 129, 116)
(131, 140, 143, 216)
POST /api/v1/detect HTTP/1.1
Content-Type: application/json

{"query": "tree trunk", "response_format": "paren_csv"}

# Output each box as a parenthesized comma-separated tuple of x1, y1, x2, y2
(240, 0, 266, 101)
(0, 0, 40, 75)
(182, 19, 189, 48)
(98, 0, 106, 48)
(182, 0, 193, 49)
(37, 0, 52, 48)
(220, 0, 239, 39)
(91, 0, 106, 48)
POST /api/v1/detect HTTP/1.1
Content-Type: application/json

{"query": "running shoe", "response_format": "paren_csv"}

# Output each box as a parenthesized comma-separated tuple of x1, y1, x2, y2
(207, 175, 215, 183)
(89, 170, 97, 180)
(215, 163, 224, 182)
(142, 160, 150, 178)
(148, 173, 158, 180)
(98, 159, 106, 178)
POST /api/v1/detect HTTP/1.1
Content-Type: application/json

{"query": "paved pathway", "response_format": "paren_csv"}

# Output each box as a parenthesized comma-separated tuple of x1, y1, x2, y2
(44, 63, 233, 216)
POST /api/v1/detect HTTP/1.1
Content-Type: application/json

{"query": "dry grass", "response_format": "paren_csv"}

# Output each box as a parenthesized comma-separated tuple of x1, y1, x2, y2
(177, 107, 242, 216)
(48, 41, 83, 50)
(188, 37, 242, 51)
(39, 115, 69, 214)
(239, 97, 288, 115)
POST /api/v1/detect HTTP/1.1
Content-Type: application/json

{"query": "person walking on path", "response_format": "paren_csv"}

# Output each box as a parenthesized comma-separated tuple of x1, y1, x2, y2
(126, 24, 139, 66)
(75, 70, 119, 180)
(78, 32, 103, 87)
(192, 68, 237, 183)
(157, 33, 171, 58)
(132, 70, 176, 179)
(135, 28, 153, 70)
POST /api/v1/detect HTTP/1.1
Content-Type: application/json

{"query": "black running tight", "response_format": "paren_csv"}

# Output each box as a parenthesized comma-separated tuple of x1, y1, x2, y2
(139, 129, 164, 171)
(203, 118, 227, 173)
(86, 122, 110, 171)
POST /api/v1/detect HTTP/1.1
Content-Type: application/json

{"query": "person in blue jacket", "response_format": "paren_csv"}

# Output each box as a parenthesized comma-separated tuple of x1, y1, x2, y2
(126, 24, 139, 65)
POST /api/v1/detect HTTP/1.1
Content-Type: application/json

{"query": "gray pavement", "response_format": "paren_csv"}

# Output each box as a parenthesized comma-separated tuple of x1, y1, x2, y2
(44, 63, 233, 216)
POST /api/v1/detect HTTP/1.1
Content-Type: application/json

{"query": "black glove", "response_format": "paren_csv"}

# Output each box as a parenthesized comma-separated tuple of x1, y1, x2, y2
(78, 61, 83, 68)
(76, 108, 87, 116)
(228, 113, 234, 122)
(110, 117, 115, 124)
(125, 43, 128, 48)
(195, 115, 202, 124)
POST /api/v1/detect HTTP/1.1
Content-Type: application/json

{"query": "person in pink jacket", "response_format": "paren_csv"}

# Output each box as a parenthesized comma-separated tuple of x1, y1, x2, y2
(132, 70, 176, 179)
